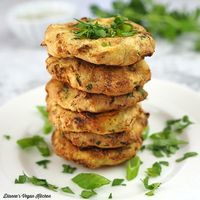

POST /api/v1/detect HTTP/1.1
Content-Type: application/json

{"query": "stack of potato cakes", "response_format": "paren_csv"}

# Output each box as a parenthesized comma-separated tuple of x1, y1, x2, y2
(42, 17, 155, 168)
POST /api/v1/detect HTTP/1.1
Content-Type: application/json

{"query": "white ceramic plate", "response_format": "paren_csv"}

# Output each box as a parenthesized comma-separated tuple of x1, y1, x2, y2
(0, 79, 200, 200)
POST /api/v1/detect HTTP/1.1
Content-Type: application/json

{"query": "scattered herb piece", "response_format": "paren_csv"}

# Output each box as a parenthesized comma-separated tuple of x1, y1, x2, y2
(61, 186, 74, 194)
(91, 0, 200, 51)
(101, 42, 111, 47)
(95, 141, 101, 145)
(17, 135, 50, 157)
(108, 193, 112, 199)
(140, 145, 146, 151)
(176, 152, 198, 162)
(126, 155, 141, 181)
(3, 134, 11, 140)
(36, 160, 51, 169)
(86, 84, 93, 90)
(81, 190, 97, 199)
(37, 106, 53, 134)
(142, 176, 161, 196)
(142, 126, 149, 140)
(159, 161, 169, 166)
(112, 178, 124, 186)
(74, 16, 137, 39)
(15, 174, 28, 184)
(147, 115, 192, 157)
(72, 173, 110, 190)
(62, 164, 77, 174)
(138, 87, 146, 97)
(146, 162, 162, 177)
(15, 173, 58, 191)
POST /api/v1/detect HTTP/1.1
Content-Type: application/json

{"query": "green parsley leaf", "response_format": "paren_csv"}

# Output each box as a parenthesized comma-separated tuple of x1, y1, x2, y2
(176, 152, 198, 162)
(140, 145, 146, 152)
(142, 176, 161, 196)
(86, 83, 93, 91)
(159, 161, 169, 166)
(72, 173, 110, 190)
(142, 126, 150, 140)
(112, 178, 124, 186)
(126, 155, 141, 181)
(91, 1, 200, 51)
(15, 173, 58, 191)
(3, 134, 11, 140)
(73, 16, 136, 39)
(146, 162, 161, 177)
(147, 115, 192, 157)
(17, 135, 50, 157)
(108, 193, 112, 199)
(61, 186, 74, 194)
(62, 164, 77, 174)
(36, 160, 51, 169)
(37, 106, 53, 134)
(15, 174, 28, 184)
(80, 190, 97, 199)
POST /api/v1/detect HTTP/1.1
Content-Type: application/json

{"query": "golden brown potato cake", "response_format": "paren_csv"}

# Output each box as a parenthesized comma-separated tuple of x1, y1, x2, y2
(47, 96, 143, 134)
(43, 17, 155, 66)
(46, 57, 151, 96)
(52, 130, 143, 168)
(46, 79, 147, 113)
(64, 112, 148, 148)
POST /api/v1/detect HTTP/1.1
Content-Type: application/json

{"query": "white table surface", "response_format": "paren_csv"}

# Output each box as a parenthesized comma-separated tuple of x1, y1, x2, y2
(0, 0, 200, 105)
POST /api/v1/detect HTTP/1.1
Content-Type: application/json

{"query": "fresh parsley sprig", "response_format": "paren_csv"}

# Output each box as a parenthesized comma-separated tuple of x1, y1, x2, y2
(176, 152, 198, 162)
(17, 135, 51, 157)
(74, 16, 137, 39)
(126, 155, 141, 181)
(61, 186, 75, 194)
(146, 115, 192, 157)
(72, 173, 111, 190)
(142, 177, 161, 196)
(36, 159, 51, 169)
(15, 173, 58, 191)
(62, 164, 77, 174)
(91, 0, 200, 51)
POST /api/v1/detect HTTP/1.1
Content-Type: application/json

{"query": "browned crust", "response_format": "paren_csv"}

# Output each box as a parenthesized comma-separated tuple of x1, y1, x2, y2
(64, 112, 148, 148)
(46, 57, 151, 96)
(47, 95, 144, 134)
(52, 130, 143, 168)
(46, 79, 148, 113)
(43, 17, 155, 66)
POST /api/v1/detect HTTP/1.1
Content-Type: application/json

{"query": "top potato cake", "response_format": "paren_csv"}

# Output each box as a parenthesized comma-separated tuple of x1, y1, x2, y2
(43, 17, 155, 66)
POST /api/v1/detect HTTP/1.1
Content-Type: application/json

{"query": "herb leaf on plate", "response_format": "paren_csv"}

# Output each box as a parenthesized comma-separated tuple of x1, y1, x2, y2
(61, 186, 74, 194)
(126, 155, 141, 180)
(3, 134, 11, 140)
(159, 161, 169, 166)
(80, 190, 97, 199)
(147, 115, 192, 157)
(72, 173, 110, 190)
(17, 135, 51, 157)
(15, 173, 58, 191)
(62, 164, 77, 174)
(36, 159, 51, 169)
(108, 193, 112, 199)
(142, 176, 161, 196)
(112, 178, 125, 186)
(176, 152, 198, 162)
(146, 162, 162, 177)
(37, 106, 53, 134)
